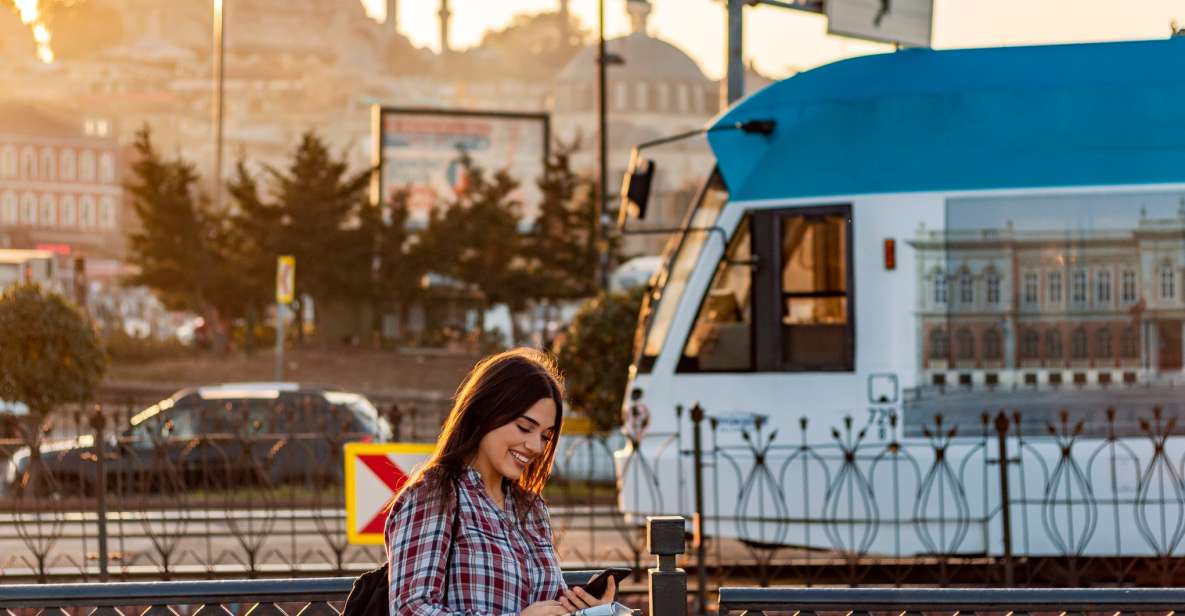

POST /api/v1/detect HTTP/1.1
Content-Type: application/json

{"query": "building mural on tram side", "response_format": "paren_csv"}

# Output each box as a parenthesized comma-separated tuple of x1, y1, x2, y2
(905, 191, 1185, 435)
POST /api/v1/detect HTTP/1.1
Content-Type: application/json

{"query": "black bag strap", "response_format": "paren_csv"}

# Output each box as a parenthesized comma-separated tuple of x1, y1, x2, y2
(441, 480, 461, 606)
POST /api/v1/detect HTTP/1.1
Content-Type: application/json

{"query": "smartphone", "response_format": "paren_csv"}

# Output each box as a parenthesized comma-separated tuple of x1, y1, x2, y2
(575, 567, 632, 598)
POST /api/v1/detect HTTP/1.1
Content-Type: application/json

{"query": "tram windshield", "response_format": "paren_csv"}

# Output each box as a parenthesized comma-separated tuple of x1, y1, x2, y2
(634, 169, 729, 373)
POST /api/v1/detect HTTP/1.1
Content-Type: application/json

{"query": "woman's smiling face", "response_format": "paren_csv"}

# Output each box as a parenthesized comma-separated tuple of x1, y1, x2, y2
(473, 397, 557, 491)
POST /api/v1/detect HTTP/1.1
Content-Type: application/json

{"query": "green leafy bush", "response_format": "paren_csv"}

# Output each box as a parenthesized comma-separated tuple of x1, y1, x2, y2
(556, 288, 644, 432)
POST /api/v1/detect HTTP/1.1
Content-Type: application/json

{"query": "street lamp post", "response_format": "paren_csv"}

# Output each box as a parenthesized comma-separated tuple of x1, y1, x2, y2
(212, 0, 226, 211)
(596, 0, 609, 291)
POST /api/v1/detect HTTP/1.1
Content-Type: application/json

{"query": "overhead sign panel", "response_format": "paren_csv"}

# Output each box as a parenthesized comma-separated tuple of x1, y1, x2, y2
(344, 442, 434, 545)
(372, 106, 549, 227)
(826, 0, 933, 48)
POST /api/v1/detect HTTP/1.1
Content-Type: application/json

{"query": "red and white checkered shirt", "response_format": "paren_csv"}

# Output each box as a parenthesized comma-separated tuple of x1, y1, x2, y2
(385, 466, 567, 616)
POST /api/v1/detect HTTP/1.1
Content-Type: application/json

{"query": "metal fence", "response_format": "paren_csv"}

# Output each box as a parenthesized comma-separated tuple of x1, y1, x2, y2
(619, 401, 1185, 589)
(0, 399, 647, 582)
(0, 570, 611, 616)
(12, 395, 1185, 590)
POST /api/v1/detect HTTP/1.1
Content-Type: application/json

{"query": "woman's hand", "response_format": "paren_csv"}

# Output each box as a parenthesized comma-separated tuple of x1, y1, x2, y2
(521, 600, 569, 616)
(559, 577, 616, 613)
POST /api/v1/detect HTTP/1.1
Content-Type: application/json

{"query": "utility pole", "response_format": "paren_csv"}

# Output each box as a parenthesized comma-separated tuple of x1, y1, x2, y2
(724, 0, 745, 106)
(595, 0, 609, 290)
(212, 0, 226, 211)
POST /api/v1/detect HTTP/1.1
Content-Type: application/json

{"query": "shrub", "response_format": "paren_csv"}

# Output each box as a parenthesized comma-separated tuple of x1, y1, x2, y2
(556, 288, 644, 432)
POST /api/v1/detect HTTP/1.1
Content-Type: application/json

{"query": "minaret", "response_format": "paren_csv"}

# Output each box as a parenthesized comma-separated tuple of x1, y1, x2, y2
(626, 0, 651, 36)
(439, 0, 452, 54)
(386, 0, 398, 32)
(558, 0, 571, 43)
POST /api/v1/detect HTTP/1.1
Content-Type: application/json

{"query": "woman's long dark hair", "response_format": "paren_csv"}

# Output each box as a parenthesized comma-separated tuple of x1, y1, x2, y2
(393, 348, 564, 518)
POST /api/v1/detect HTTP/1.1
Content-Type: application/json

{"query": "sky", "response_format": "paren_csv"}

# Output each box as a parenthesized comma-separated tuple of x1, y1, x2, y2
(377, 0, 1185, 80)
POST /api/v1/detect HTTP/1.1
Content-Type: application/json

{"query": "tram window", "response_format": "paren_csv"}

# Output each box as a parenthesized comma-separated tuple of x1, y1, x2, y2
(778, 208, 853, 371)
(678, 215, 752, 372)
(636, 170, 729, 373)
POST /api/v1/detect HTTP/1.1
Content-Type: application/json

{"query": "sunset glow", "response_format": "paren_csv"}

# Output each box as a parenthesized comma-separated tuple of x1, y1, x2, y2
(12, 0, 55, 63)
(360, 0, 386, 23)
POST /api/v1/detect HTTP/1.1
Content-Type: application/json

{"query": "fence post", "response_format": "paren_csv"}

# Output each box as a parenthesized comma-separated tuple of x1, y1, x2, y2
(647, 516, 687, 616)
(994, 411, 1013, 586)
(689, 405, 707, 616)
(90, 407, 109, 582)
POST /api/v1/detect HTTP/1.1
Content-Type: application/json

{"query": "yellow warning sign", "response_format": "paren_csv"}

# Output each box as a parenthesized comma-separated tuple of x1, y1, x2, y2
(344, 442, 434, 545)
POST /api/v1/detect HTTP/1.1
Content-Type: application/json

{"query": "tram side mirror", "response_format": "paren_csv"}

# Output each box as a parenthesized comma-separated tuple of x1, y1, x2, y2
(618, 150, 655, 229)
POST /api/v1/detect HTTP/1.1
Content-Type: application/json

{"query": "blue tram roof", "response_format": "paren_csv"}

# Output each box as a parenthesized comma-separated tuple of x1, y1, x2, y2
(708, 38, 1185, 203)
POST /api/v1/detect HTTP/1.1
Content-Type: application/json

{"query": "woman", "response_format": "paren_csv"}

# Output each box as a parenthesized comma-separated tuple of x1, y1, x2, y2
(385, 348, 617, 616)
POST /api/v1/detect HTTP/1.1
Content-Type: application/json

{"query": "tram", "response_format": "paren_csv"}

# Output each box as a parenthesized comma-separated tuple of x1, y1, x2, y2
(614, 37, 1185, 558)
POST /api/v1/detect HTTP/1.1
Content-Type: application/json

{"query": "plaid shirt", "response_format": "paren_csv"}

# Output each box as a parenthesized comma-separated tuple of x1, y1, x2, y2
(385, 466, 567, 616)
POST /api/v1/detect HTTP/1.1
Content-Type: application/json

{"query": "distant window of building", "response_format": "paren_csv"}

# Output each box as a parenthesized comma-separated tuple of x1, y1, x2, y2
(657, 83, 670, 112)
(986, 272, 1001, 304)
(0, 191, 17, 224)
(99, 196, 116, 229)
(956, 328, 975, 360)
(38, 194, 55, 226)
(80, 151, 96, 182)
(958, 272, 973, 304)
(1120, 326, 1139, 358)
(933, 270, 947, 304)
(613, 83, 628, 112)
(676, 83, 689, 113)
(1, 145, 16, 178)
(1045, 329, 1063, 360)
(984, 328, 1002, 360)
(20, 147, 37, 180)
(691, 86, 703, 114)
(60, 150, 76, 181)
(19, 192, 37, 225)
(79, 195, 96, 228)
(60, 194, 76, 227)
(1096, 269, 1112, 304)
(1071, 269, 1087, 304)
(1071, 327, 1088, 359)
(84, 118, 110, 137)
(1023, 272, 1038, 305)
(1095, 327, 1112, 358)
(1121, 270, 1137, 303)
(929, 328, 948, 359)
(1161, 265, 1176, 299)
(99, 153, 116, 184)
(40, 149, 55, 181)
(1048, 271, 1063, 304)
(635, 82, 648, 111)
(1021, 329, 1040, 359)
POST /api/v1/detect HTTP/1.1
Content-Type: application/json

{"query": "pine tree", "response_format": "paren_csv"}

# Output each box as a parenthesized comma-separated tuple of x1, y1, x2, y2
(527, 138, 606, 302)
(263, 132, 372, 340)
(415, 154, 530, 334)
(124, 126, 238, 347)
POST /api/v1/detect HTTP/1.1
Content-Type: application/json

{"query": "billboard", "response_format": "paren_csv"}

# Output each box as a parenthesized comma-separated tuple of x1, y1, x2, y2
(371, 106, 550, 226)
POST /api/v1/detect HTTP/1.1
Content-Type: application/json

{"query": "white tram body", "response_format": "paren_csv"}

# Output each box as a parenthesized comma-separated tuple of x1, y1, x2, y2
(615, 38, 1185, 558)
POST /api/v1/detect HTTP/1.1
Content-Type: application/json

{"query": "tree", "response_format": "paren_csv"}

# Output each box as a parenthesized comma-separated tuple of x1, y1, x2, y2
(224, 160, 280, 352)
(473, 10, 590, 81)
(364, 188, 423, 329)
(0, 284, 106, 492)
(527, 138, 608, 302)
(263, 132, 372, 341)
(124, 126, 239, 348)
(416, 154, 530, 333)
(555, 288, 644, 432)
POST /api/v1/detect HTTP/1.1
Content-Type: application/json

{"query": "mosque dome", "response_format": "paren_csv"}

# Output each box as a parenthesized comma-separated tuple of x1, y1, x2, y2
(554, 0, 716, 116)
(556, 32, 710, 85)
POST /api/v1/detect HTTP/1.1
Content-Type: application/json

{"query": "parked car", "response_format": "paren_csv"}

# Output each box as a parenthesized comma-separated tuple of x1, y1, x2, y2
(3, 383, 392, 496)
